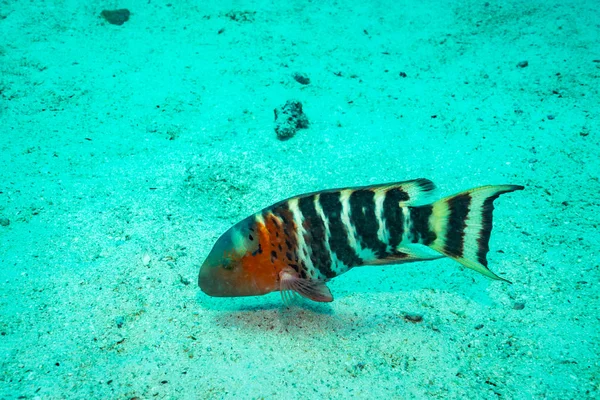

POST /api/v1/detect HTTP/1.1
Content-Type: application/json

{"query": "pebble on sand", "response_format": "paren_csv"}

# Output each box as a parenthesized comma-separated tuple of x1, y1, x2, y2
(293, 72, 310, 85)
(101, 9, 131, 26)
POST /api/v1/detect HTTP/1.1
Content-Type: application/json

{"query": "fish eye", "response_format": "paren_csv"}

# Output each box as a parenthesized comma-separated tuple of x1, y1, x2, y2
(221, 259, 231, 270)
(221, 253, 236, 270)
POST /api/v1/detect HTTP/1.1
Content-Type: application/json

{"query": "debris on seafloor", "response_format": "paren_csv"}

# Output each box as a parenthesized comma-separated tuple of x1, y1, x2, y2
(273, 100, 309, 140)
(293, 72, 310, 85)
(403, 313, 423, 323)
(101, 9, 131, 25)
(224, 10, 256, 23)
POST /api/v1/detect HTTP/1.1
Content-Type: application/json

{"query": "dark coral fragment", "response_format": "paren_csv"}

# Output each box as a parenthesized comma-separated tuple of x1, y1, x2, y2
(273, 100, 309, 140)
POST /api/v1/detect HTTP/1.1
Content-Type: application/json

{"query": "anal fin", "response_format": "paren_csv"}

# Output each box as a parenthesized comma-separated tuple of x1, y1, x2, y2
(361, 245, 444, 266)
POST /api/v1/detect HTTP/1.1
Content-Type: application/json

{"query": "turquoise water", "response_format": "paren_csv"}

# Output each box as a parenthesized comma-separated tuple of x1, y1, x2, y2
(1, 1, 599, 398)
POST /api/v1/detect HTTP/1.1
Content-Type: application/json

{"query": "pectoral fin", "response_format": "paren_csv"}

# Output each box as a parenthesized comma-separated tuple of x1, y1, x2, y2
(279, 267, 333, 303)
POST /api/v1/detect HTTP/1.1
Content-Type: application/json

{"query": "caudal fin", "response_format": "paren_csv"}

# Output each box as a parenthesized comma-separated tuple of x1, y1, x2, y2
(428, 185, 524, 283)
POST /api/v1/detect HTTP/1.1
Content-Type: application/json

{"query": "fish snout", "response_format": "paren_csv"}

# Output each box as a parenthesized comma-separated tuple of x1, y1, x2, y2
(198, 263, 223, 296)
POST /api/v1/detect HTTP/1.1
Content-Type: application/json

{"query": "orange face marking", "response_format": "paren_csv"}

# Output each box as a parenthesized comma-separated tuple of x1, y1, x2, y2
(239, 211, 297, 294)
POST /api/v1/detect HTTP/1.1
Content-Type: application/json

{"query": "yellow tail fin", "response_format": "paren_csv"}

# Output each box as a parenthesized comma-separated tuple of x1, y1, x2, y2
(427, 185, 524, 283)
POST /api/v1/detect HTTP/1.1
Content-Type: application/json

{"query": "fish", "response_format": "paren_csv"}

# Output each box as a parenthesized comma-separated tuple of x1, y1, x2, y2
(198, 179, 524, 303)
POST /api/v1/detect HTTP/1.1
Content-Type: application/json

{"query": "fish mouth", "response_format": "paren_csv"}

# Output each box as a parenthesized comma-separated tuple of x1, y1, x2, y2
(198, 261, 267, 298)
(198, 262, 243, 297)
(198, 265, 224, 297)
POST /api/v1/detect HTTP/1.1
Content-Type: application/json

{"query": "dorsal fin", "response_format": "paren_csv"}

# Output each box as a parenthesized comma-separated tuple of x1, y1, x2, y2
(279, 179, 437, 209)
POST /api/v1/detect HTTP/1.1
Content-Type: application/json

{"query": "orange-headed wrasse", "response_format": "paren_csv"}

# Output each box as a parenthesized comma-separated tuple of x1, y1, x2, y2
(198, 179, 523, 303)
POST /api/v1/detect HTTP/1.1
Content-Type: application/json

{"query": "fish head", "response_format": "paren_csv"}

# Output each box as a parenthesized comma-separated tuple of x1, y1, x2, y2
(198, 217, 268, 297)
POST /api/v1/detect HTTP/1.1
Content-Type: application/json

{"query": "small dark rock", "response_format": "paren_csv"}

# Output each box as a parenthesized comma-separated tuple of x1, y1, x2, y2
(399, 71, 407, 78)
(474, 324, 484, 330)
(115, 316, 125, 328)
(517, 60, 529, 68)
(0, 218, 9, 227)
(101, 9, 131, 26)
(404, 314, 423, 323)
(547, 114, 555, 120)
(513, 302, 525, 310)
(273, 100, 309, 140)
(293, 72, 310, 85)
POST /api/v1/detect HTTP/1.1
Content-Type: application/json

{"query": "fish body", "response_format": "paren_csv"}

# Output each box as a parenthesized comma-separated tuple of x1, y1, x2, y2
(198, 179, 523, 303)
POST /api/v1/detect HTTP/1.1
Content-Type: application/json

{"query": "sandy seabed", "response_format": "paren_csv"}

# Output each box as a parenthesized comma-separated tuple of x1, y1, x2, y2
(1, 0, 599, 399)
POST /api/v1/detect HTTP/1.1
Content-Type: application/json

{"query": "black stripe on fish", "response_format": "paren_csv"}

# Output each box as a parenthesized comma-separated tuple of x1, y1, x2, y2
(319, 191, 363, 272)
(444, 193, 471, 257)
(383, 188, 408, 250)
(349, 189, 388, 258)
(298, 195, 334, 278)
(409, 205, 435, 245)
(271, 202, 299, 260)
(274, 203, 291, 227)
(477, 193, 501, 267)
